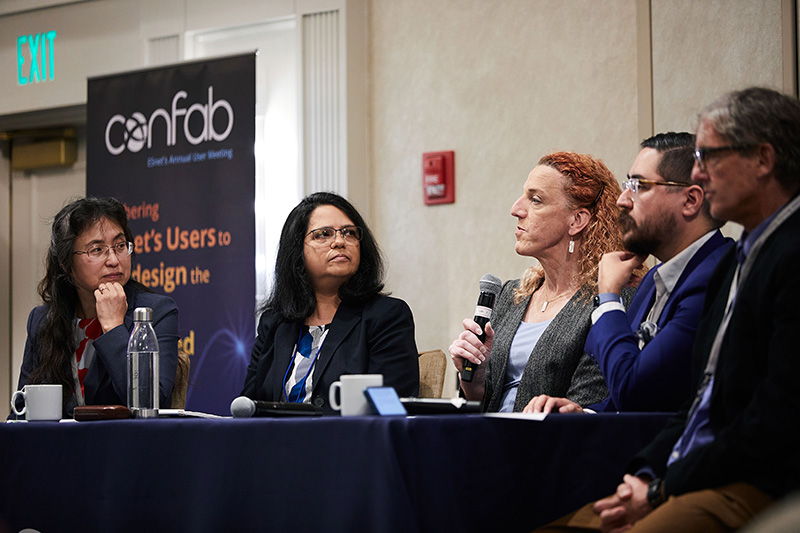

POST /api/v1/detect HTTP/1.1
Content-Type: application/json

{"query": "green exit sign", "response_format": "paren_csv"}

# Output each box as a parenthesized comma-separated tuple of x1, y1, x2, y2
(17, 31, 56, 86)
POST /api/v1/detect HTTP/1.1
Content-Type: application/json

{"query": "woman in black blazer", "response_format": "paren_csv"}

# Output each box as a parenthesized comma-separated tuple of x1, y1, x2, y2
(11, 197, 179, 419)
(241, 192, 419, 414)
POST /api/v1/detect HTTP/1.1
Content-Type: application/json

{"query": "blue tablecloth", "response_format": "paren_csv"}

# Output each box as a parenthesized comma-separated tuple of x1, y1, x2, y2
(0, 413, 670, 532)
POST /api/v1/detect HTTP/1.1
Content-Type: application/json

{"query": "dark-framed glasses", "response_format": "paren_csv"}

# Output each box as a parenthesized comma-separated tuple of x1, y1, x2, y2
(693, 145, 755, 171)
(306, 226, 362, 244)
(622, 177, 690, 200)
(74, 241, 134, 261)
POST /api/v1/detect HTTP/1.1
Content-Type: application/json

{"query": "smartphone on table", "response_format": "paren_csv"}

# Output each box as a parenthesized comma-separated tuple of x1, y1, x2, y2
(364, 387, 407, 416)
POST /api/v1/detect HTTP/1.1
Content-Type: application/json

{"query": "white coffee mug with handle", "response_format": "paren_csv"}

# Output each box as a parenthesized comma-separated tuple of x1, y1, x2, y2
(328, 374, 383, 416)
(11, 384, 63, 421)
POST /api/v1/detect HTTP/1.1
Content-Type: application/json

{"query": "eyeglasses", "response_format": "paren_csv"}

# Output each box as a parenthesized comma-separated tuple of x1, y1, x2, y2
(306, 226, 362, 244)
(622, 178, 690, 200)
(73, 241, 134, 261)
(693, 145, 754, 171)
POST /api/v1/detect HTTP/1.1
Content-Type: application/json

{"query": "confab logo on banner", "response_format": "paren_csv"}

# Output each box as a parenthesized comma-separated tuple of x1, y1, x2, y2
(104, 87, 234, 155)
(87, 53, 256, 415)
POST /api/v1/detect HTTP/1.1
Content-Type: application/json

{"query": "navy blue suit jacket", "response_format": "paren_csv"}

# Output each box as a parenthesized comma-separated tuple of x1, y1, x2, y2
(241, 295, 419, 415)
(12, 286, 179, 419)
(586, 230, 733, 412)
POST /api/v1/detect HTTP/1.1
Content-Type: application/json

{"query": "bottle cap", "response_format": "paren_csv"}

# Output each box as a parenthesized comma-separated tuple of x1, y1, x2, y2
(133, 307, 153, 322)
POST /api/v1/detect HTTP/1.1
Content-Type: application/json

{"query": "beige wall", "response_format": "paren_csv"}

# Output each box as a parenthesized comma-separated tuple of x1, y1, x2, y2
(651, 0, 789, 133)
(7, 136, 87, 406)
(1, 0, 795, 406)
(368, 0, 794, 358)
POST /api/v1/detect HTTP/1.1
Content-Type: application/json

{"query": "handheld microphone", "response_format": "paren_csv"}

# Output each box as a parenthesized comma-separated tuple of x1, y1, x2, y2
(230, 396, 323, 418)
(461, 274, 501, 382)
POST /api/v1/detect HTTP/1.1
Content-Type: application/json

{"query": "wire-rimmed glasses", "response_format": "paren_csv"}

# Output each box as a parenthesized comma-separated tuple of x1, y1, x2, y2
(73, 241, 134, 262)
(622, 178, 690, 200)
(306, 226, 362, 245)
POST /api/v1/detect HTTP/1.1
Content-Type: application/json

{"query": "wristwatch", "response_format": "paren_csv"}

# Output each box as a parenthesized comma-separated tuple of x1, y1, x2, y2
(593, 293, 622, 309)
(646, 478, 666, 509)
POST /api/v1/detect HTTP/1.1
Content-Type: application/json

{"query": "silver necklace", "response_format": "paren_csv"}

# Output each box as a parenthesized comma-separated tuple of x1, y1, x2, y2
(538, 289, 573, 312)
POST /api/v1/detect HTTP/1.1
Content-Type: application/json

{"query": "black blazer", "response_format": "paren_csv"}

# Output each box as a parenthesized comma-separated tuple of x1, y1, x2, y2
(629, 201, 800, 501)
(242, 295, 420, 415)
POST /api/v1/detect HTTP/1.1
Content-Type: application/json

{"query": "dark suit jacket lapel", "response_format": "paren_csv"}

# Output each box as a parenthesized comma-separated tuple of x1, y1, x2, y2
(271, 320, 303, 401)
(630, 267, 658, 328)
(658, 230, 728, 329)
(672, 231, 727, 295)
(311, 302, 360, 394)
(83, 348, 101, 404)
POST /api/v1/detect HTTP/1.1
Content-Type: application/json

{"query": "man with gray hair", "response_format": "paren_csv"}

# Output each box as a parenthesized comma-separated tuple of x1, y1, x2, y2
(538, 86, 800, 532)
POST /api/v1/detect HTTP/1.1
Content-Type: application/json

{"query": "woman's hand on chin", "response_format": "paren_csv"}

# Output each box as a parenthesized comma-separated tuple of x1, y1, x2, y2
(95, 282, 128, 334)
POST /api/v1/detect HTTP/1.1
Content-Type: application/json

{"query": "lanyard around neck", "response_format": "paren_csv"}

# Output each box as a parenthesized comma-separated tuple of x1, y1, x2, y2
(281, 325, 326, 402)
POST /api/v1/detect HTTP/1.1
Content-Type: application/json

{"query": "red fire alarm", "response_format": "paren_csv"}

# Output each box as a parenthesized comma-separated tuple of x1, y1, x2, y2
(422, 151, 455, 205)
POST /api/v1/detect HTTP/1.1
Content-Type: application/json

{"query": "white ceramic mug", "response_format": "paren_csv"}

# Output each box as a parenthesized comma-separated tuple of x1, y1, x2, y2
(11, 384, 62, 421)
(328, 374, 383, 416)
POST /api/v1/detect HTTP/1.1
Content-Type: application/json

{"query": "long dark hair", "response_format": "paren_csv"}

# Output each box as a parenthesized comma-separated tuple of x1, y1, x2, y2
(29, 197, 141, 399)
(265, 192, 385, 320)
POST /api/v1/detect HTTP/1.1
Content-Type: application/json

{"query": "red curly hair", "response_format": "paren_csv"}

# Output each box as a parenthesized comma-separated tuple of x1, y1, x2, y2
(514, 151, 625, 303)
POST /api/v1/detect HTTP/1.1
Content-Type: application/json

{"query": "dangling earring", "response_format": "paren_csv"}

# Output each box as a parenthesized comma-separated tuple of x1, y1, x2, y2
(568, 238, 575, 254)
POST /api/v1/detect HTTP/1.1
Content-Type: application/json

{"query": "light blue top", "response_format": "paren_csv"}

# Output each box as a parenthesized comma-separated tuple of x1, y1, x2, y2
(499, 319, 552, 412)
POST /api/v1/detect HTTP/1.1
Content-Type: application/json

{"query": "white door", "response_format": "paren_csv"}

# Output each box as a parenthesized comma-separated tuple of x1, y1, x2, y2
(5, 130, 87, 416)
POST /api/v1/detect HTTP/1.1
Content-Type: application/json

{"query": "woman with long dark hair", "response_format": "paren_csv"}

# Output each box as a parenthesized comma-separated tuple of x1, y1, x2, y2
(11, 197, 179, 418)
(449, 152, 635, 412)
(241, 192, 419, 414)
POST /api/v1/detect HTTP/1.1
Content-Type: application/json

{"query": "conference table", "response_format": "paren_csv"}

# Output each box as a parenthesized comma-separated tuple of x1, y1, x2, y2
(0, 412, 670, 532)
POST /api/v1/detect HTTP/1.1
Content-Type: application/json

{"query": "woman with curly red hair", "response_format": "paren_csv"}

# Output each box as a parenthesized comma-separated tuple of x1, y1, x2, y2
(449, 152, 632, 412)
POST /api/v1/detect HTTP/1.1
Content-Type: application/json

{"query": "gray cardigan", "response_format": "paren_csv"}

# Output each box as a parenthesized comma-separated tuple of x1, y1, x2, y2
(483, 279, 620, 412)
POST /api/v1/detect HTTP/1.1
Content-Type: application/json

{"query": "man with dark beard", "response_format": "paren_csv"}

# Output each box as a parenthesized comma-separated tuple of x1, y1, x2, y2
(524, 132, 732, 414)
